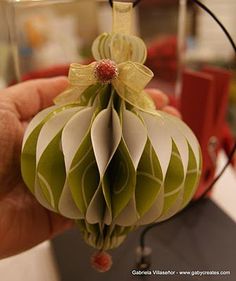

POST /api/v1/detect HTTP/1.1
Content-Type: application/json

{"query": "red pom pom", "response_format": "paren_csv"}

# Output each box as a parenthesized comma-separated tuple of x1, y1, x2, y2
(90, 251, 113, 272)
(94, 59, 118, 83)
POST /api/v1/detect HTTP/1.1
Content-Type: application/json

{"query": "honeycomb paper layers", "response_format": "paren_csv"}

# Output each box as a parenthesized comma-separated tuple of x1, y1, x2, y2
(21, 93, 201, 231)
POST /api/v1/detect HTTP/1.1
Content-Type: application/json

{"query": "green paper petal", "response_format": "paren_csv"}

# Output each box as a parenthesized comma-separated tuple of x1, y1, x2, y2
(36, 107, 80, 209)
(104, 138, 136, 220)
(136, 139, 163, 217)
(181, 144, 202, 208)
(37, 133, 66, 208)
(164, 141, 185, 194)
(21, 106, 57, 193)
(68, 133, 100, 215)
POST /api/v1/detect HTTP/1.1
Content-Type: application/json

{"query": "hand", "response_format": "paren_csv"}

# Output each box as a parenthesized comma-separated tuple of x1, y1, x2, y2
(0, 77, 72, 259)
(0, 78, 180, 259)
(146, 88, 181, 118)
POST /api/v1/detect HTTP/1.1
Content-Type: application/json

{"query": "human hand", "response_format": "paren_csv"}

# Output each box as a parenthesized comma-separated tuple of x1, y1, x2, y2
(0, 77, 72, 259)
(0, 78, 180, 260)
(146, 88, 181, 118)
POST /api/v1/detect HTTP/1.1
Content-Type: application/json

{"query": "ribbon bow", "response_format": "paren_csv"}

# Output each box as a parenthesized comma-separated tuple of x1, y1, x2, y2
(54, 60, 156, 113)
(54, 1, 156, 113)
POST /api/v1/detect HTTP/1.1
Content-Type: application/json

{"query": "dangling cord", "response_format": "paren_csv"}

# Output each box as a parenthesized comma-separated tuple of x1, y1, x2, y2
(109, 0, 141, 8)
(191, 0, 236, 51)
(139, 0, 236, 257)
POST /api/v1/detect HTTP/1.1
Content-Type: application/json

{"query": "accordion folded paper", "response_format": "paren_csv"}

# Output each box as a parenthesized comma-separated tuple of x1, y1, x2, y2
(21, 1, 202, 272)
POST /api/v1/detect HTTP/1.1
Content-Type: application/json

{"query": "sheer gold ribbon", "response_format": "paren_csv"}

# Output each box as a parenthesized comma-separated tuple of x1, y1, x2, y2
(54, 2, 156, 113)
(54, 61, 156, 113)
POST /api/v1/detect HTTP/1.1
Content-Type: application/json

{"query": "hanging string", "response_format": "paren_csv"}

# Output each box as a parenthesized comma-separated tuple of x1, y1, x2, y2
(139, 0, 236, 252)
(192, 0, 236, 52)
(109, 0, 141, 8)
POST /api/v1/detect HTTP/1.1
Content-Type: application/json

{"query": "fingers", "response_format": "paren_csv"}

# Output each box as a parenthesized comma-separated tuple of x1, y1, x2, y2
(146, 88, 181, 118)
(1, 79, 181, 121)
(2, 77, 69, 121)
(48, 212, 75, 238)
(162, 105, 182, 119)
(146, 88, 169, 109)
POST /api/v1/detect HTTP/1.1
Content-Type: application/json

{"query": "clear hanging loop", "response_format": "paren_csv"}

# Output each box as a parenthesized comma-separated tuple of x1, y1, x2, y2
(109, 0, 141, 8)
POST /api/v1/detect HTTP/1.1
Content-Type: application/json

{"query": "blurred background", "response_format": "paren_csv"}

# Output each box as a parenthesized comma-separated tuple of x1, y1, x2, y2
(0, 0, 235, 129)
(0, 1, 236, 280)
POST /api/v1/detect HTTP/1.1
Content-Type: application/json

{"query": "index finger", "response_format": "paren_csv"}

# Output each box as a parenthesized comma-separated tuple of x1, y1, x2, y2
(1, 77, 68, 121)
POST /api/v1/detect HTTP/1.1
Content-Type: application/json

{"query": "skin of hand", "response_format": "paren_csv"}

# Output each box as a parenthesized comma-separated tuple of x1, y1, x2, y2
(0, 77, 180, 259)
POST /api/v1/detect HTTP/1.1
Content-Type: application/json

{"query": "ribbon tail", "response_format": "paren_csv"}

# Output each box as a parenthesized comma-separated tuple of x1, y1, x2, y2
(112, 62, 158, 114)
(112, 79, 156, 114)
(54, 85, 90, 105)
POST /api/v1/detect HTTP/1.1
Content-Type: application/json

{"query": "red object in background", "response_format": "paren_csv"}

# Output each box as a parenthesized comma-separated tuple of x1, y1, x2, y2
(202, 66, 232, 141)
(146, 36, 178, 83)
(22, 65, 70, 81)
(180, 67, 233, 199)
(180, 70, 215, 198)
(221, 123, 236, 166)
(13, 58, 92, 83)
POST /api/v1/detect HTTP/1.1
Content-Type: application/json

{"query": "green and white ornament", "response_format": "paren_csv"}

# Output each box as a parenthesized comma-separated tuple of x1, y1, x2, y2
(21, 1, 202, 272)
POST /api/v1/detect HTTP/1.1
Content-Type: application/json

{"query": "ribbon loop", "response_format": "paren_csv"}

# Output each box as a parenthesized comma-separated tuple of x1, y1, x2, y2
(112, 2, 133, 35)
(117, 62, 153, 92)
(54, 62, 97, 105)
(112, 62, 156, 113)
(69, 62, 97, 86)
(92, 33, 147, 64)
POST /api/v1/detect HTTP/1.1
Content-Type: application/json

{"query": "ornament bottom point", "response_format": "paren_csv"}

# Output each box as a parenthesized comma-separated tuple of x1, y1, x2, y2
(90, 251, 113, 272)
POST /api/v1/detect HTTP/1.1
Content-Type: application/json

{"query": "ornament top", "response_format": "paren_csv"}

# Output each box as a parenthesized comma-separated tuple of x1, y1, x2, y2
(54, 2, 155, 114)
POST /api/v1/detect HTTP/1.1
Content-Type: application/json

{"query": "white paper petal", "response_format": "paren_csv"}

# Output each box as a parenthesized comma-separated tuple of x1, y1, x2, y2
(157, 186, 184, 222)
(164, 112, 201, 169)
(103, 207, 112, 225)
(34, 176, 55, 211)
(36, 107, 80, 164)
(91, 107, 122, 176)
(140, 112, 172, 177)
(115, 196, 139, 226)
(62, 107, 94, 172)
(122, 109, 147, 169)
(22, 105, 57, 148)
(58, 182, 84, 219)
(86, 186, 105, 224)
(137, 185, 164, 225)
(159, 112, 189, 176)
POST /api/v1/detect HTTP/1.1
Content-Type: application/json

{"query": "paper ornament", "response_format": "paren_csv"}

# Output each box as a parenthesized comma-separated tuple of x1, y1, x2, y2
(21, 1, 202, 272)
